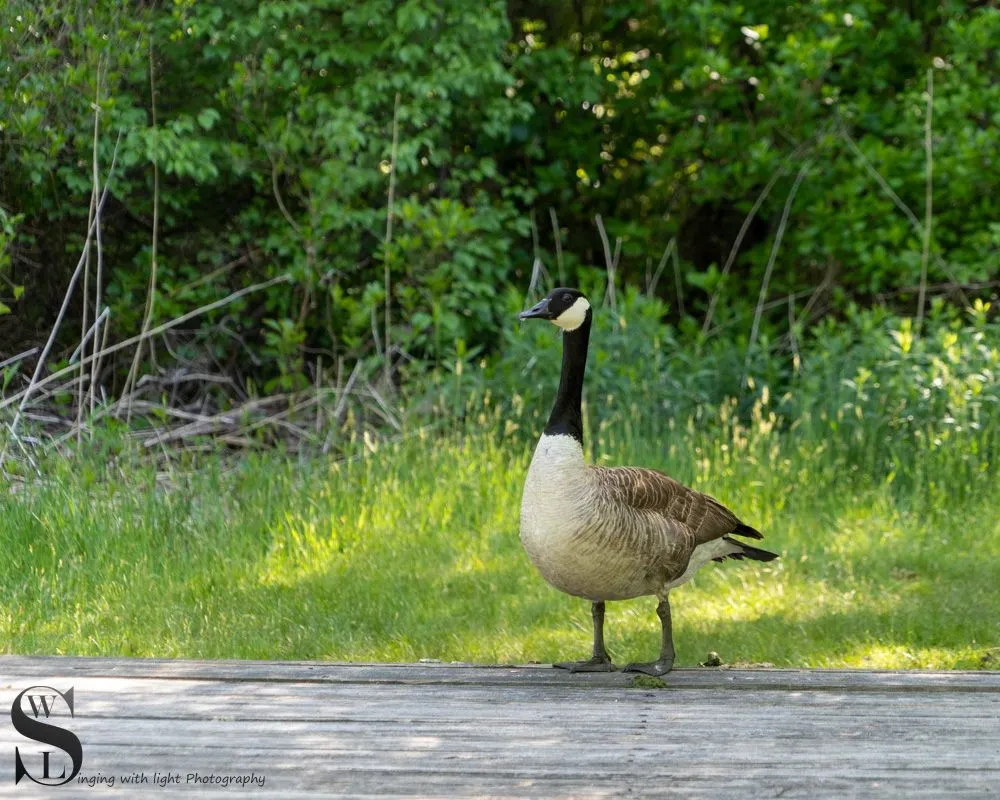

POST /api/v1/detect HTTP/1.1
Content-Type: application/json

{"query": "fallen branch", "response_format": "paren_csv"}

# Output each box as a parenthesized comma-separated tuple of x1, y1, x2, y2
(0, 273, 293, 415)
(0, 348, 39, 372)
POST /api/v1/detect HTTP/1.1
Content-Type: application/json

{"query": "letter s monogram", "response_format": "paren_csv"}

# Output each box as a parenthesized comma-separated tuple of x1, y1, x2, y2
(11, 686, 82, 786)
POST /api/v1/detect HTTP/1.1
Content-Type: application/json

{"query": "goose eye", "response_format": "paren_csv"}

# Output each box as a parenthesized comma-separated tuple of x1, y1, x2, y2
(562, 293, 572, 302)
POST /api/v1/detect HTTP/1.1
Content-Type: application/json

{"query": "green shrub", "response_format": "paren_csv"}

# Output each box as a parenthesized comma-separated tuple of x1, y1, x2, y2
(510, 1, 1000, 325)
(0, 1, 997, 390)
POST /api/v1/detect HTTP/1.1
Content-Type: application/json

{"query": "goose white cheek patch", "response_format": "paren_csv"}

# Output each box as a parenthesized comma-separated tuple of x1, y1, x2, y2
(552, 297, 591, 331)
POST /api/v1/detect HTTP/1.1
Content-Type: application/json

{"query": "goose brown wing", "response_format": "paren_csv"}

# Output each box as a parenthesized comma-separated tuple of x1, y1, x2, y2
(591, 465, 759, 545)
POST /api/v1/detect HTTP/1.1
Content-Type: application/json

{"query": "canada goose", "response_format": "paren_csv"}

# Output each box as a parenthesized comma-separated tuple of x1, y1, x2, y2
(518, 288, 777, 675)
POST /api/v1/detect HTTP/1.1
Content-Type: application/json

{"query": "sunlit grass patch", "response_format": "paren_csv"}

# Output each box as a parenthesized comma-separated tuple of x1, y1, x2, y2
(1, 410, 997, 670)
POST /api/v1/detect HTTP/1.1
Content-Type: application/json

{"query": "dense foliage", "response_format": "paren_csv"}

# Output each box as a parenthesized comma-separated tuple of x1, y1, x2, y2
(1, 0, 998, 395)
(2, 2, 998, 670)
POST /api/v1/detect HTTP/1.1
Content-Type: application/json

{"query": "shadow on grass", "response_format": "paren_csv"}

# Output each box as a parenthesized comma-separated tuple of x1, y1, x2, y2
(612, 581, 999, 671)
(201, 534, 998, 670)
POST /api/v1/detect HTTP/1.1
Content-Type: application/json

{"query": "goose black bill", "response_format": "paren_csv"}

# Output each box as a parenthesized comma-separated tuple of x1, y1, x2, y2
(518, 298, 552, 321)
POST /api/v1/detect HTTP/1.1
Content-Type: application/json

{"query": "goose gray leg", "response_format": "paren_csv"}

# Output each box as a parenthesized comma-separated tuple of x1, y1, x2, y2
(623, 596, 675, 676)
(554, 600, 616, 672)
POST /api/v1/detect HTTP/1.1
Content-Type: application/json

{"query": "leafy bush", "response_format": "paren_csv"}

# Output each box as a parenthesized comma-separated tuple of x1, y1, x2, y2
(0, 0, 997, 393)
(2, 0, 528, 372)
(510, 1, 1000, 322)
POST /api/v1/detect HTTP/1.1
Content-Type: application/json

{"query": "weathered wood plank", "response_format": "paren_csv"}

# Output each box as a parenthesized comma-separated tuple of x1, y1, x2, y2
(3, 656, 1000, 690)
(1, 657, 998, 798)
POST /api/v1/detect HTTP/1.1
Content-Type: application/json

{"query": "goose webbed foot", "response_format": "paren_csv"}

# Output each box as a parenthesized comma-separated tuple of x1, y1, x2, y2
(622, 657, 674, 676)
(553, 655, 617, 673)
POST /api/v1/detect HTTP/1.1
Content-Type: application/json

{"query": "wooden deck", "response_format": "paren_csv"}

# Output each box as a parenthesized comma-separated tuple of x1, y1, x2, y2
(2, 657, 999, 798)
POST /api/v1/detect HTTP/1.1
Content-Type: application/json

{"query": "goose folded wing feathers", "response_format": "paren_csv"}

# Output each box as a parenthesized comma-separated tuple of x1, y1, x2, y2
(591, 465, 758, 545)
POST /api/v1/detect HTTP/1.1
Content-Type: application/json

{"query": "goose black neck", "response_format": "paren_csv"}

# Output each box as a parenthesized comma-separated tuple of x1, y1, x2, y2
(544, 311, 592, 443)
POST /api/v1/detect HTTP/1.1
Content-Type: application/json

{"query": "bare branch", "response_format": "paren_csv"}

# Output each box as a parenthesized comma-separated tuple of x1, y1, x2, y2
(122, 41, 161, 421)
(647, 238, 675, 299)
(384, 92, 401, 391)
(0, 348, 39, 372)
(703, 135, 818, 333)
(0, 129, 122, 458)
(746, 162, 810, 378)
(549, 208, 565, 286)
(595, 214, 618, 309)
(917, 68, 933, 334)
(0, 274, 293, 416)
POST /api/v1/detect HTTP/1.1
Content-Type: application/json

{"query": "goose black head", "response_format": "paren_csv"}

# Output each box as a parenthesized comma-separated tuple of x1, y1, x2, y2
(518, 288, 592, 332)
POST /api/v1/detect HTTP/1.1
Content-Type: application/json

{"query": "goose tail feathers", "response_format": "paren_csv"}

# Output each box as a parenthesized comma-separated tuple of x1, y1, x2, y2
(713, 536, 779, 563)
(732, 521, 764, 540)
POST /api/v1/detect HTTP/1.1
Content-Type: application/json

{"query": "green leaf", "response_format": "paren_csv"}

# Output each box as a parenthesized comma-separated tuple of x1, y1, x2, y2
(0, 302, 11, 315)
(13, 285, 24, 301)
(197, 108, 221, 130)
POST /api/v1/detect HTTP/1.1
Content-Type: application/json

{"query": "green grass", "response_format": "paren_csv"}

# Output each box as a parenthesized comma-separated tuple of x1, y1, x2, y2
(1, 408, 998, 670)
